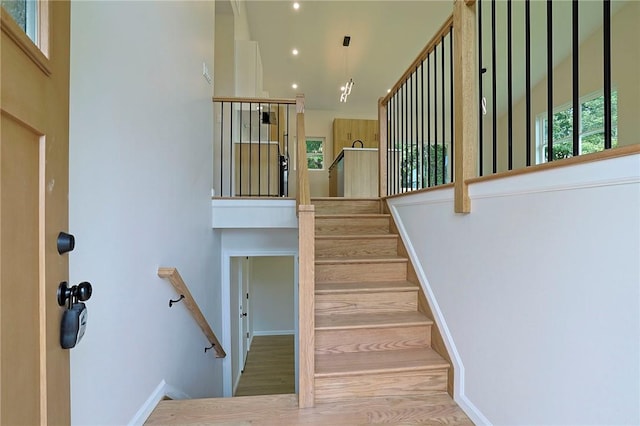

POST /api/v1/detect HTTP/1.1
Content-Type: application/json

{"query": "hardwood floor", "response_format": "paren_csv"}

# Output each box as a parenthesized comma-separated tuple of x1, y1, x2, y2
(146, 393, 473, 425)
(234, 335, 295, 396)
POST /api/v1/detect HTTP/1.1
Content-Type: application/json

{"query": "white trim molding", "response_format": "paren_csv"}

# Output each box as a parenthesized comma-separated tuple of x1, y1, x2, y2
(128, 380, 191, 426)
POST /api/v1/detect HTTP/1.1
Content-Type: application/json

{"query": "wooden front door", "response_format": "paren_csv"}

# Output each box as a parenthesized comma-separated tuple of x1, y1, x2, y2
(1, 1, 71, 424)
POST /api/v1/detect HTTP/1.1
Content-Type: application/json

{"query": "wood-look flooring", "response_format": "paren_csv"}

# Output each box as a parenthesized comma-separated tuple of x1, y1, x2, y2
(234, 335, 295, 397)
(146, 393, 474, 425)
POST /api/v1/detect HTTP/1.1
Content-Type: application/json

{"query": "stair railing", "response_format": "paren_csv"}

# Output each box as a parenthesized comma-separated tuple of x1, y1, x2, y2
(295, 94, 316, 408)
(158, 267, 226, 358)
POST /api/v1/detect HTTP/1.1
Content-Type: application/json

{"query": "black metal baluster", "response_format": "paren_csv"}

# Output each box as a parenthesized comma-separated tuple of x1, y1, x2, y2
(239, 103, 243, 196)
(220, 102, 224, 196)
(491, 0, 497, 173)
(404, 82, 408, 193)
(449, 26, 454, 184)
(410, 72, 414, 191)
(547, 0, 554, 162)
(507, 0, 513, 170)
(421, 61, 425, 188)
(478, 0, 484, 176)
(415, 67, 419, 190)
(286, 104, 290, 196)
(441, 35, 446, 183)
(249, 103, 253, 194)
(258, 104, 262, 196)
(229, 102, 233, 196)
(526, 0, 532, 166)
(604, 0, 612, 149)
(434, 43, 439, 185)
(427, 54, 432, 188)
(572, 0, 580, 157)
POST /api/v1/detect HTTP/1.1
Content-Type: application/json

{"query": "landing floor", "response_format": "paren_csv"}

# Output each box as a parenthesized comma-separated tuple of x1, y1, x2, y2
(146, 393, 473, 425)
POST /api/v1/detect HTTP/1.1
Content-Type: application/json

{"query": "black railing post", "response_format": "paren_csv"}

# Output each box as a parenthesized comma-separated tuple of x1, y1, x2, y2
(478, 0, 484, 176)
(603, 0, 612, 149)
(525, 0, 531, 166)
(572, 0, 580, 157)
(507, 0, 513, 170)
(491, 0, 497, 173)
(546, 0, 554, 163)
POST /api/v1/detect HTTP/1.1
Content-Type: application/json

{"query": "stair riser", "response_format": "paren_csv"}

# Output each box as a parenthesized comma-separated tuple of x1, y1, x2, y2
(316, 262, 406, 283)
(316, 326, 431, 355)
(316, 238, 398, 258)
(315, 218, 389, 235)
(314, 369, 448, 402)
(316, 291, 418, 315)
(312, 200, 381, 215)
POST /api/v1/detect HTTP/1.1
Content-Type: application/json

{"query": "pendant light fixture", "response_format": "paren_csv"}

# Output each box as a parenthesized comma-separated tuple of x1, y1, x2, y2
(340, 35, 353, 103)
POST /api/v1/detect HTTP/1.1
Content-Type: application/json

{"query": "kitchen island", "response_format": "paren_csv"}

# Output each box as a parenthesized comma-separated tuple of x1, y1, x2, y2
(328, 148, 378, 197)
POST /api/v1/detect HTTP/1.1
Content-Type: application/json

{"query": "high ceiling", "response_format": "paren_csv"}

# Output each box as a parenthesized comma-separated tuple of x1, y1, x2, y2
(243, 1, 454, 115)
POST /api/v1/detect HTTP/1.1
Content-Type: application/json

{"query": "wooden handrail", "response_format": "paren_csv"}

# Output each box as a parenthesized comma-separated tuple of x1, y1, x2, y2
(380, 14, 454, 106)
(212, 96, 296, 104)
(158, 267, 226, 358)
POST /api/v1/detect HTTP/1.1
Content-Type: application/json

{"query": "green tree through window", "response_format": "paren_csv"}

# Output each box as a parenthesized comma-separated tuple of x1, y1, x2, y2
(538, 91, 618, 162)
(306, 139, 323, 170)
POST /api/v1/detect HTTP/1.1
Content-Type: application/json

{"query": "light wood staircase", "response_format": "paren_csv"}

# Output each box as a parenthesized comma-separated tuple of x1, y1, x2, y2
(311, 197, 451, 402)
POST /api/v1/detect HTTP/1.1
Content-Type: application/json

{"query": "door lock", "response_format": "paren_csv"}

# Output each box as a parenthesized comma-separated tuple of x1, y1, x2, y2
(58, 281, 92, 349)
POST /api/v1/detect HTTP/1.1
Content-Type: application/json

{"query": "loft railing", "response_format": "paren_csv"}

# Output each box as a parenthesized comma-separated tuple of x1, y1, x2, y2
(295, 94, 315, 409)
(379, 0, 634, 213)
(379, 16, 456, 198)
(476, 0, 621, 175)
(158, 267, 226, 358)
(212, 97, 296, 198)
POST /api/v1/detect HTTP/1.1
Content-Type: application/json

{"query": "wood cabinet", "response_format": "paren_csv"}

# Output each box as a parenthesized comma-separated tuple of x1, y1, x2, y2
(333, 118, 379, 160)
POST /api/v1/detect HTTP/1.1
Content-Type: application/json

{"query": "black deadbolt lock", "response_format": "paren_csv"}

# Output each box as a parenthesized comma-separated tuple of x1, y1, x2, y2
(57, 232, 75, 254)
(58, 281, 92, 349)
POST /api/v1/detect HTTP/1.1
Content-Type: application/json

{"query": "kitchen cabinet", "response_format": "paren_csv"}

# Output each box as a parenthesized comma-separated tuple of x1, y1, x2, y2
(333, 118, 379, 160)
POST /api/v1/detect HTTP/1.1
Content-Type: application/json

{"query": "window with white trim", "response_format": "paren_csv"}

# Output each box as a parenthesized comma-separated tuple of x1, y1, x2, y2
(536, 90, 618, 164)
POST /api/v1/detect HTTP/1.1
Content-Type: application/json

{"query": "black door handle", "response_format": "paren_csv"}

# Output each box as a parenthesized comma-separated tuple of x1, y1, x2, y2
(241, 313, 247, 317)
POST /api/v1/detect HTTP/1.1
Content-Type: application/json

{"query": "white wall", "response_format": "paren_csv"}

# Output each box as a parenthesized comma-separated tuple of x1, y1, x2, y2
(250, 257, 295, 335)
(230, 257, 241, 393)
(69, 2, 221, 425)
(387, 154, 640, 424)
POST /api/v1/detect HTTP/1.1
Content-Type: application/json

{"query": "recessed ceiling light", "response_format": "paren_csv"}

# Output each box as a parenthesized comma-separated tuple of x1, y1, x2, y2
(293, 2, 300, 10)
(292, 48, 299, 56)
(340, 86, 345, 91)
(387, 89, 391, 93)
(292, 83, 298, 89)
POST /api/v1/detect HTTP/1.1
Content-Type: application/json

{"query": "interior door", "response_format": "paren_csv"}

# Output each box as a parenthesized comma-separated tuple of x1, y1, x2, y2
(1, 1, 71, 424)
(241, 257, 250, 370)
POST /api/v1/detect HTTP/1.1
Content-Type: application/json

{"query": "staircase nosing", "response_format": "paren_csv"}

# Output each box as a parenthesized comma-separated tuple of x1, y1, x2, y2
(315, 257, 408, 265)
(314, 361, 450, 378)
(315, 214, 390, 219)
(315, 234, 398, 240)
(315, 320, 433, 331)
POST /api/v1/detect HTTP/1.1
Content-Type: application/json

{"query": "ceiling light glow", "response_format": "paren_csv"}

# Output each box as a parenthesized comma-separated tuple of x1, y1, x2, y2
(292, 48, 299, 56)
(292, 83, 298, 89)
(293, 2, 300, 10)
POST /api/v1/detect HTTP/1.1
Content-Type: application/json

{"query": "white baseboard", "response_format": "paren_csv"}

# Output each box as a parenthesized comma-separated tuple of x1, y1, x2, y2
(128, 380, 191, 426)
(253, 330, 295, 336)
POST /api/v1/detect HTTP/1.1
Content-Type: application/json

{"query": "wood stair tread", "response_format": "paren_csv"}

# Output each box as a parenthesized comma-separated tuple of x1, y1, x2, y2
(316, 312, 433, 330)
(315, 256, 408, 265)
(315, 234, 398, 240)
(315, 214, 390, 219)
(315, 348, 449, 378)
(315, 281, 419, 293)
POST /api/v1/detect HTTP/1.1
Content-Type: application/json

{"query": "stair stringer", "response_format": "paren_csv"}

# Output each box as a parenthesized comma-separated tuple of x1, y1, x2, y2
(383, 198, 491, 425)
(383, 200, 455, 397)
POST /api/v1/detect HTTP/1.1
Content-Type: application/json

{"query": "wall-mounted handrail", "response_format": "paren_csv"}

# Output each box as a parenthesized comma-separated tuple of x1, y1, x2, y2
(158, 267, 226, 358)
